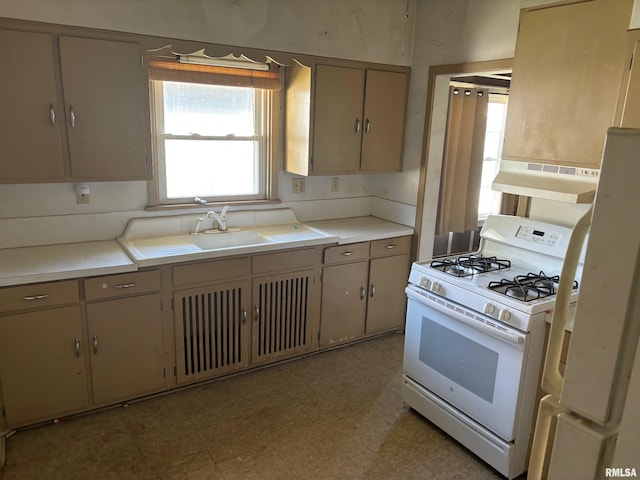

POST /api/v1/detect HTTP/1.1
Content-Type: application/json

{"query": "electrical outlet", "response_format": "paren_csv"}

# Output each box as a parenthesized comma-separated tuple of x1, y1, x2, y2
(331, 177, 339, 192)
(577, 168, 599, 177)
(291, 178, 305, 193)
(76, 193, 90, 204)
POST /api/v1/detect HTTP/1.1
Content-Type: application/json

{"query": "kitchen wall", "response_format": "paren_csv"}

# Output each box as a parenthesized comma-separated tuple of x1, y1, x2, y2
(1, 0, 637, 251)
(0, 0, 417, 249)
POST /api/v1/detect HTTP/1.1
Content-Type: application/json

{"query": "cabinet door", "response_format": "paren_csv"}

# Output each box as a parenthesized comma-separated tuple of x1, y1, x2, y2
(503, 0, 633, 168)
(0, 306, 88, 426)
(619, 37, 640, 129)
(252, 270, 318, 363)
(366, 254, 410, 335)
(59, 36, 150, 180)
(86, 294, 164, 405)
(0, 29, 66, 182)
(360, 70, 408, 172)
(312, 65, 365, 174)
(320, 261, 368, 346)
(174, 281, 250, 385)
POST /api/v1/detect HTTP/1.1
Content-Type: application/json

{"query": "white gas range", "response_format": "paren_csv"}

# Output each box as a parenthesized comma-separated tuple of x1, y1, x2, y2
(402, 215, 583, 479)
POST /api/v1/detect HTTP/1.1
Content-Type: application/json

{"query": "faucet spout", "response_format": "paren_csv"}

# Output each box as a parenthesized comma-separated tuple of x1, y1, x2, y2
(206, 206, 230, 231)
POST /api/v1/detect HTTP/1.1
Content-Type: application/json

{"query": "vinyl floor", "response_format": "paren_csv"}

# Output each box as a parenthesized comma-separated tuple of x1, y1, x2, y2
(1, 333, 513, 479)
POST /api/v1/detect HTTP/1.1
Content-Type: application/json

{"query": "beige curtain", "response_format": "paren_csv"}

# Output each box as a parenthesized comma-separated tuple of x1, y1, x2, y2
(436, 86, 489, 235)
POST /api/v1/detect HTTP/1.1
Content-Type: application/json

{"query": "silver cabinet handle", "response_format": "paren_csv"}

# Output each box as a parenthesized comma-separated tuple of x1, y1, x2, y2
(74, 338, 80, 357)
(360, 286, 365, 300)
(49, 104, 56, 125)
(254, 305, 260, 321)
(341, 251, 353, 257)
(23, 294, 49, 301)
(242, 308, 247, 324)
(113, 283, 136, 289)
(92, 335, 98, 354)
(354, 118, 360, 134)
(385, 244, 397, 249)
(70, 106, 76, 128)
(365, 118, 371, 134)
(370, 284, 376, 298)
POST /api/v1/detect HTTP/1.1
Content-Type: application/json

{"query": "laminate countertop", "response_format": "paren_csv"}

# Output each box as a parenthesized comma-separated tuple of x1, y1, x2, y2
(0, 216, 414, 287)
(307, 216, 414, 245)
(0, 241, 137, 287)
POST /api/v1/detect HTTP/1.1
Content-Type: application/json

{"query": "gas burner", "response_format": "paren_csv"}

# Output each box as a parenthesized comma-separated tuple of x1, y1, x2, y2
(488, 271, 579, 302)
(431, 255, 511, 277)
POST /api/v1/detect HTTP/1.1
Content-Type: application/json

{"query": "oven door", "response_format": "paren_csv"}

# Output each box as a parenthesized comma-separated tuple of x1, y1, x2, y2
(403, 285, 528, 441)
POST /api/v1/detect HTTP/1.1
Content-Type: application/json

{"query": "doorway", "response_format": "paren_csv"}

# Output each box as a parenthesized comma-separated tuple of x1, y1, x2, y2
(413, 59, 512, 261)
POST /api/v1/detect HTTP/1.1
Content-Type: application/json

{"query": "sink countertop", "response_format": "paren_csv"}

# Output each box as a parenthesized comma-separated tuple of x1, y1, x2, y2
(307, 216, 414, 245)
(0, 240, 137, 287)
(0, 215, 414, 288)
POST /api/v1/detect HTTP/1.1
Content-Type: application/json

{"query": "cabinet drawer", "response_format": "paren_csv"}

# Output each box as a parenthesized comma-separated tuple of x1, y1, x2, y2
(323, 242, 369, 265)
(0, 280, 79, 313)
(173, 257, 250, 287)
(252, 248, 317, 274)
(84, 270, 160, 300)
(370, 236, 411, 257)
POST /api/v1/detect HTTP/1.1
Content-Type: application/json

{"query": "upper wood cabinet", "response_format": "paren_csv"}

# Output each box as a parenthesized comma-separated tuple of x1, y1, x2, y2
(58, 36, 150, 181)
(502, 0, 633, 168)
(614, 29, 640, 129)
(0, 26, 151, 183)
(0, 29, 67, 182)
(284, 63, 409, 176)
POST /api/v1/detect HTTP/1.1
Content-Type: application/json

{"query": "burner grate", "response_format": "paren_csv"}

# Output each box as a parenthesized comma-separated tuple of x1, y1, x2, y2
(488, 271, 578, 302)
(431, 255, 511, 277)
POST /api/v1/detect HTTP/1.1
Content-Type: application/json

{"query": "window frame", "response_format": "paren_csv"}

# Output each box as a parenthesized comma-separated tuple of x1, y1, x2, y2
(147, 66, 281, 210)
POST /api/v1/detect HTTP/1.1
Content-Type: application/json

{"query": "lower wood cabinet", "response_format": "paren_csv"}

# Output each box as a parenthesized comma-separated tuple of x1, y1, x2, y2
(320, 261, 369, 345)
(0, 240, 406, 428)
(320, 236, 411, 347)
(86, 294, 164, 405)
(366, 253, 411, 335)
(173, 280, 250, 385)
(252, 269, 318, 364)
(0, 306, 88, 426)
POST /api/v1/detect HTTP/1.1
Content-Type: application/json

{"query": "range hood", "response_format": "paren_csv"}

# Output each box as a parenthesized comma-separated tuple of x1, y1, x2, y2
(492, 160, 598, 203)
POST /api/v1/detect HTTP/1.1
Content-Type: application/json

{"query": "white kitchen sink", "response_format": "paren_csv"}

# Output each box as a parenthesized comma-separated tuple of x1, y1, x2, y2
(116, 209, 338, 267)
(192, 229, 270, 250)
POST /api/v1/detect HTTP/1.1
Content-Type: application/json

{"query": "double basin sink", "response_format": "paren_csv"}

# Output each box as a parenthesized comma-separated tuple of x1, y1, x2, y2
(117, 209, 338, 267)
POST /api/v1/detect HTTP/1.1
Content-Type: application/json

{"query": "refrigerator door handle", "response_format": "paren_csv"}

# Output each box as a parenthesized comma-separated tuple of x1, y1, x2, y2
(542, 205, 592, 396)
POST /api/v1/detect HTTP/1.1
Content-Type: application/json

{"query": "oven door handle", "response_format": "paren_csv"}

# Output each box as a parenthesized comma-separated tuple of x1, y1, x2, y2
(406, 286, 526, 346)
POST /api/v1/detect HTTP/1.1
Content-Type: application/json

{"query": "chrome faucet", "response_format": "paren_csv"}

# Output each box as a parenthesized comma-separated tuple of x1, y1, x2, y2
(207, 206, 230, 231)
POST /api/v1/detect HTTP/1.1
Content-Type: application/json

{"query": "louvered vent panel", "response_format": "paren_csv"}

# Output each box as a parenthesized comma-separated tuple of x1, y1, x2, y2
(176, 285, 245, 382)
(255, 273, 310, 360)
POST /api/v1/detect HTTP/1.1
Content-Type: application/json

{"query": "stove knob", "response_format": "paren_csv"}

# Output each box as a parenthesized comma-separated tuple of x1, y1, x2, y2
(430, 282, 441, 293)
(419, 277, 431, 288)
(498, 309, 512, 322)
(483, 303, 496, 315)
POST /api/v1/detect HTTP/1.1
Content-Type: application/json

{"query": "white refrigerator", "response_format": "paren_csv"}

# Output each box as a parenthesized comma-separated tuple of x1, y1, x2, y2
(528, 128, 640, 479)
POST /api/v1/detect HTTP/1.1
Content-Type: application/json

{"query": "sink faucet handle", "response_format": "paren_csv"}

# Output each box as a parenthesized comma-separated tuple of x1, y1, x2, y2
(220, 205, 230, 220)
(190, 217, 204, 235)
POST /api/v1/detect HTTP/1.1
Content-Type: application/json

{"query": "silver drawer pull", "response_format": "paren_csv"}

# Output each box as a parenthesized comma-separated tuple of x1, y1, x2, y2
(93, 335, 99, 354)
(370, 284, 376, 298)
(49, 104, 56, 125)
(341, 251, 353, 256)
(360, 286, 365, 300)
(255, 305, 260, 320)
(242, 308, 247, 324)
(23, 294, 49, 301)
(70, 105, 76, 128)
(74, 338, 80, 357)
(113, 283, 136, 289)
(385, 244, 397, 249)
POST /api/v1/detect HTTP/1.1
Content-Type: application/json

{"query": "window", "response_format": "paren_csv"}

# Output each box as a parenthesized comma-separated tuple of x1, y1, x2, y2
(148, 58, 280, 206)
(478, 94, 508, 220)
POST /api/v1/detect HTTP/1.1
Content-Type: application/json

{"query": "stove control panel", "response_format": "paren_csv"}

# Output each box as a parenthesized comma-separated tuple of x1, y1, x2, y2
(516, 226, 560, 247)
